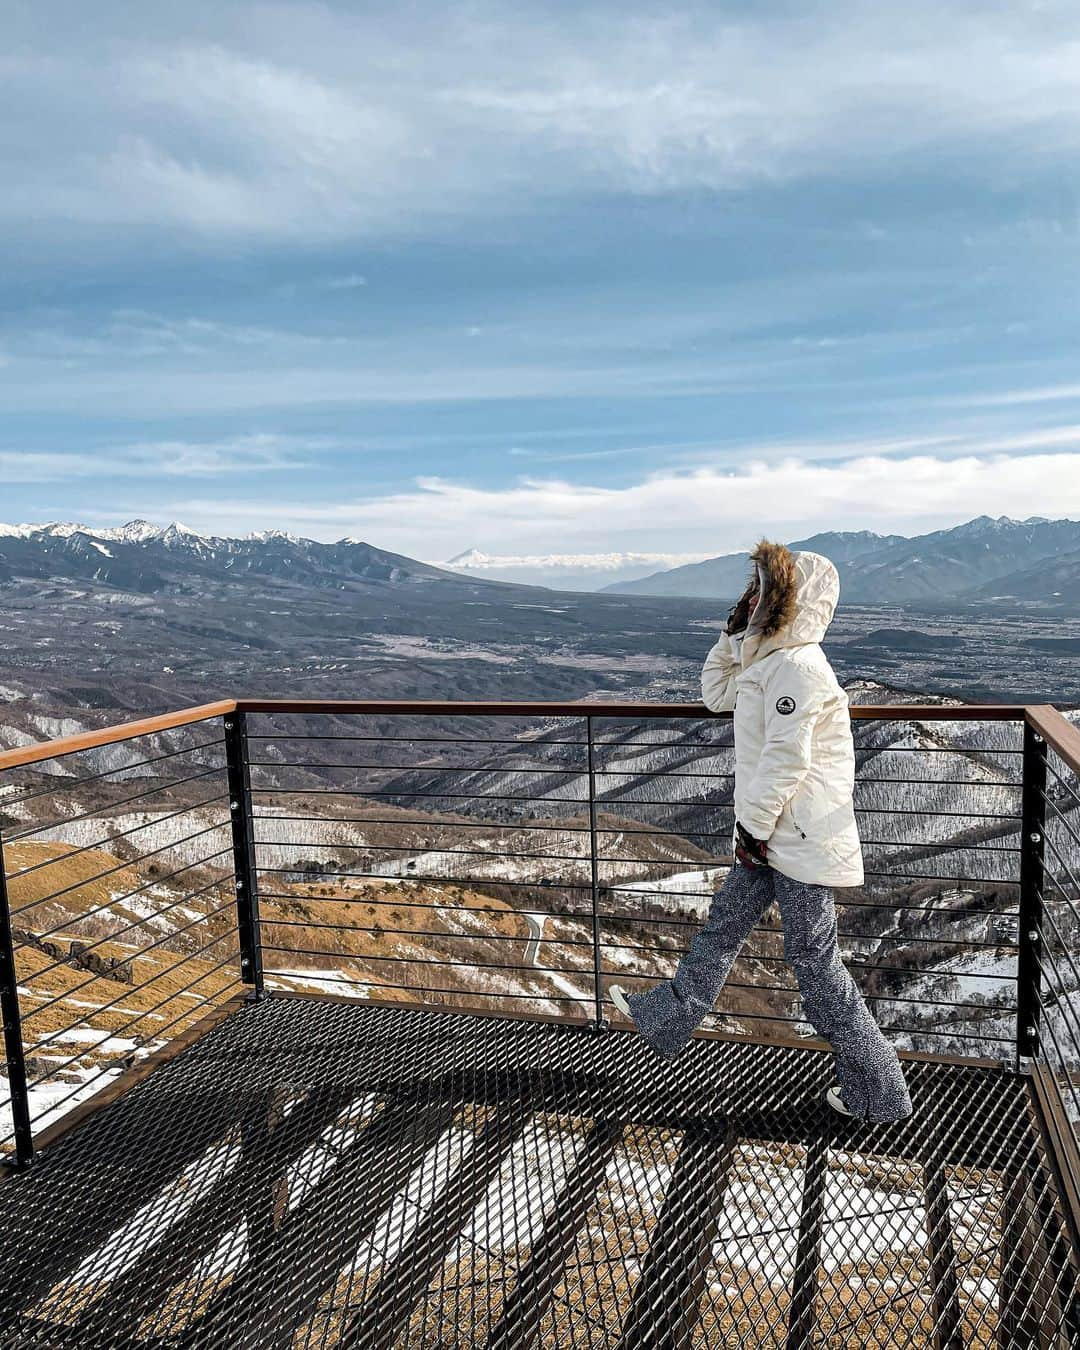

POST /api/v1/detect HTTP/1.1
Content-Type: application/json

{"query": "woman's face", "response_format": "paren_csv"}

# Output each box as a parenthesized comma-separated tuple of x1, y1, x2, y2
(748, 582, 760, 615)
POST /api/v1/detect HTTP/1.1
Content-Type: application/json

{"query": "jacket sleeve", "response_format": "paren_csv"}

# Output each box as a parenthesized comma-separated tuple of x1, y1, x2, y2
(738, 658, 828, 841)
(701, 631, 739, 712)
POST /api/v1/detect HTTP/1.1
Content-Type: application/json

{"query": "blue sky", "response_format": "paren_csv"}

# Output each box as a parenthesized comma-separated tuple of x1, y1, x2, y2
(3, 1, 1080, 580)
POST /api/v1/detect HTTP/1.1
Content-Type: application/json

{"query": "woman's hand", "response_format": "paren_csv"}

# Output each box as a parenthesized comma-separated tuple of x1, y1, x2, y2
(735, 821, 769, 869)
(725, 596, 751, 635)
(726, 578, 760, 635)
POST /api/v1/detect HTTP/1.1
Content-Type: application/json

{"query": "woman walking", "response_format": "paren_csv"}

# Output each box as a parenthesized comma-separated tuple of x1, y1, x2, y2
(609, 540, 912, 1122)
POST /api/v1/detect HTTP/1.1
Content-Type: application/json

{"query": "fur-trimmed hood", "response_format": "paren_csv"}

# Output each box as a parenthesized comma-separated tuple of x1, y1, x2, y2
(739, 540, 840, 665)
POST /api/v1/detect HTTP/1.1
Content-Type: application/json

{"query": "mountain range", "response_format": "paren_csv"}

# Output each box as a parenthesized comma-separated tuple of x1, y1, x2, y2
(0, 514, 1078, 759)
(604, 515, 1080, 605)
(0, 520, 462, 594)
(2, 514, 1078, 608)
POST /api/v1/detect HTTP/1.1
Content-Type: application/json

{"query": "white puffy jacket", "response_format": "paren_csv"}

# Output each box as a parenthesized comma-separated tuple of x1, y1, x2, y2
(701, 549, 863, 887)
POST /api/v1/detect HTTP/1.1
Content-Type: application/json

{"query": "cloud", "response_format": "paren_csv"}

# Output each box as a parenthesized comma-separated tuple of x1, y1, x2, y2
(5, 4, 1080, 240)
(506, 446, 647, 464)
(16, 311, 348, 364)
(319, 274, 367, 291)
(945, 383, 1080, 409)
(0, 433, 313, 483)
(105, 449, 1080, 559)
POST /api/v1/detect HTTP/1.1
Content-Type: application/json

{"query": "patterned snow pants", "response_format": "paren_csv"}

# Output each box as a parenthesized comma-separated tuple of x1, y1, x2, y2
(625, 863, 913, 1122)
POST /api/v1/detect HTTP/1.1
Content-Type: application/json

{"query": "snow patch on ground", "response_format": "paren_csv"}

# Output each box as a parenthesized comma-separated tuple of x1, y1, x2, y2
(612, 866, 726, 912)
(267, 968, 368, 1000)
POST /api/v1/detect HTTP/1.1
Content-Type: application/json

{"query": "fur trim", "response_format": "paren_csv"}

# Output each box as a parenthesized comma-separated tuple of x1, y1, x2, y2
(747, 539, 799, 637)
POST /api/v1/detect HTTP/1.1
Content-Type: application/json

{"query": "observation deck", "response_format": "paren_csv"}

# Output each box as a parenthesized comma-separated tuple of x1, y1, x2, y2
(0, 698, 1076, 1347)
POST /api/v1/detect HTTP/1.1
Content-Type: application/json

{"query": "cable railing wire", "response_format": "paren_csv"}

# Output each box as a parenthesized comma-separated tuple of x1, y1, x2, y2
(0, 735, 225, 810)
(7, 817, 233, 919)
(257, 935, 1013, 1014)
(13, 967, 244, 1142)
(1045, 757, 1080, 810)
(258, 899, 1019, 955)
(20, 899, 240, 1036)
(1032, 988, 1080, 1123)
(4, 790, 231, 880)
(19, 875, 238, 989)
(14, 846, 235, 948)
(255, 880, 1018, 922)
(1031, 949, 1080, 1070)
(3, 766, 228, 847)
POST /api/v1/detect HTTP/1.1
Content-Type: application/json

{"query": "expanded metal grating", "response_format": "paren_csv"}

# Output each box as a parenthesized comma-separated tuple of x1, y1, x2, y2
(0, 995, 1076, 1349)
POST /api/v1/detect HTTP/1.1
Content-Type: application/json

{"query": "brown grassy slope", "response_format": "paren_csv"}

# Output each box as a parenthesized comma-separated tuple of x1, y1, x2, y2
(5, 842, 240, 1117)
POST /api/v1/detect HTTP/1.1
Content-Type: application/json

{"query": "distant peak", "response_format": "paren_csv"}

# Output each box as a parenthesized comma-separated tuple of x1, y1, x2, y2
(121, 518, 162, 538)
(248, 528, 303, 544)
(949, 514, 1020, 535)
(158, 520, 204, 541)
(96, 519, 164, 544)
(40, 522, 94, 538)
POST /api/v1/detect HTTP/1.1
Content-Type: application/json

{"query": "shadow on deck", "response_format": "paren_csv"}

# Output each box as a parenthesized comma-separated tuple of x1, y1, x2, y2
(0, 995, 1076, 1348)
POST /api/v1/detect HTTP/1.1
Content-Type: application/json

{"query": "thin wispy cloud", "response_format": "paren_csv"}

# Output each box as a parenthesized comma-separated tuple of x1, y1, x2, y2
(945, 384, 1080, 409)
(507, 446, 641, 463)
(319, 274, 367, 291)
(0, 434, 314, 483)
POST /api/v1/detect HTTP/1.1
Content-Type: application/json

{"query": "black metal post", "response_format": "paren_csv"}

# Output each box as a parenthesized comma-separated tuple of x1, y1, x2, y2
(585, 716, 604, 1029)
(0, 829, 33, 1166)
(1017, 721, 1047, 1072)
(224, 712, 264, 998)
(786, 1132, 826, 1349)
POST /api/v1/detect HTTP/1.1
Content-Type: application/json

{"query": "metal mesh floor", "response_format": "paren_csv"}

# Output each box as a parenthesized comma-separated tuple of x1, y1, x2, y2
(0, 995, 1076, 1349)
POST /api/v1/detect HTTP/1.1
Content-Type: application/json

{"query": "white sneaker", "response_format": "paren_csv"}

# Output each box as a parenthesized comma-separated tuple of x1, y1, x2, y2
(609, 984, 633, 1019)
(825, 1085, 856, 1117)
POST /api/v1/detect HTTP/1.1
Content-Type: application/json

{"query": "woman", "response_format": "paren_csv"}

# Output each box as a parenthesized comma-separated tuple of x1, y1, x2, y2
(610, 540, 912, 1122)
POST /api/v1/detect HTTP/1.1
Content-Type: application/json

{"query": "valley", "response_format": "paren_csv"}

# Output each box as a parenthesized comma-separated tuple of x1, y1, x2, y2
(0, 516, 1077, 1150)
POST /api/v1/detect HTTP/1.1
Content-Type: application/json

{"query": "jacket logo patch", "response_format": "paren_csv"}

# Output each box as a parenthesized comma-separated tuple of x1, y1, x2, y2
(775, 695, 796, 715)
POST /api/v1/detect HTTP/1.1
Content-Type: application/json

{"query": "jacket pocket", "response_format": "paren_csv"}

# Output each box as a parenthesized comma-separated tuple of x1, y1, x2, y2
(787, 800, 807, 840)
(784, 784, 834, 845)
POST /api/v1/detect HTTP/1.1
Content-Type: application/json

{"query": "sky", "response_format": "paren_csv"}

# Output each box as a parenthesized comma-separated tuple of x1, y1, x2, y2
(3, 1, 1080, 584)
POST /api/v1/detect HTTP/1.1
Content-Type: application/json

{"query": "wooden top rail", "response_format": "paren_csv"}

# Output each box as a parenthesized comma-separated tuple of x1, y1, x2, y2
(0, 699, 236, 772)
(0, 696, 1075, 774)
(1026, 703, 1080, 779)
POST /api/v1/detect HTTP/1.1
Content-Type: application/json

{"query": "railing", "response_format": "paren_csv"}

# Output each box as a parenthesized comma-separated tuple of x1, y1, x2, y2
(0, 696, 1077, 1171)
(0, 702, 242, 1166)
(1028, 705, 1080, 1145)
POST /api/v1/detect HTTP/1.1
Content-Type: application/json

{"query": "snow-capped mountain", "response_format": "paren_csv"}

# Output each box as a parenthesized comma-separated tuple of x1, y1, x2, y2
(4, 515, 1079, 606)
(442, 547, 711, 590)
(602, 528, 907, 598)
(605, 516, 1080, 605)
(93, 520, 172, 545)
(0, 520, 471, 593)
